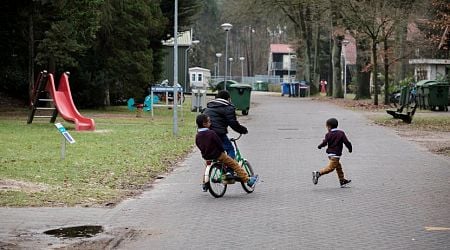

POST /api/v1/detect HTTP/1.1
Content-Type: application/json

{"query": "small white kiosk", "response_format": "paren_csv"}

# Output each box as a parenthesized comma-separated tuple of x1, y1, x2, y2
(409, 59, 450, 81)
(189, 67, 211, 112)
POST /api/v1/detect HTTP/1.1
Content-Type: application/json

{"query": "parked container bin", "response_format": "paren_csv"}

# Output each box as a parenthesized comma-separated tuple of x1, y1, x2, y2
(191, 88, 207, 112)
(252, 82, 261, 91)
(415, 80, 436, 109)
(290, 83, 299, 97)
(229, 83, 252, 115)
(281, 83, 290, 96)
(260, 82, 269, 92)
(215, 80, 238, 91)
(427, 81, 449, 111)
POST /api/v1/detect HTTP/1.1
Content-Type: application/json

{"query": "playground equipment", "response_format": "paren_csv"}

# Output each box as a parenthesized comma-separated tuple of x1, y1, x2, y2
(149, 83, 184, 117)
(386, 85, 417, 124)
(28, 71, 95, 131)
(127, 95, 159, 117)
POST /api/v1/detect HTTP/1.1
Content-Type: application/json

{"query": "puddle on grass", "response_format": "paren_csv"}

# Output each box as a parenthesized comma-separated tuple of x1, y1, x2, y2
(44, 225, 103, 238)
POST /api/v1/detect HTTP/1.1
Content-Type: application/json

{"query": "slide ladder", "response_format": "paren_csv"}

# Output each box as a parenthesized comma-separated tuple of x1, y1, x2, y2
(27, 71, 58, 124)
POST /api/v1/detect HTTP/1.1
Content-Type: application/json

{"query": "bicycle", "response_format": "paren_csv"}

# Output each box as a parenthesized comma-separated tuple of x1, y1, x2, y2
(202, 134, 256, 198)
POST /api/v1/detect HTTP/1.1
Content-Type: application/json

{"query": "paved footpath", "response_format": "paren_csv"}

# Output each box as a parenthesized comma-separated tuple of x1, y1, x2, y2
(1, 93, 450, 249)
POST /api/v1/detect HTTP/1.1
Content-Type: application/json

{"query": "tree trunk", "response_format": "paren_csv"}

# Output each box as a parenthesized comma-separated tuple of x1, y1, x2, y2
(372, 39, 379, 105)
(384, 36, 389, 105)
(249, 26, 254, 77)
(28, 13, 34, 100)
(311, 23, 320, 94)
(354, 35, 371, 99)
(394, 20, 408, 85)
(332, 35, 344, 98)
(327, 20, 333, 96)
(298, 5, 313, 83)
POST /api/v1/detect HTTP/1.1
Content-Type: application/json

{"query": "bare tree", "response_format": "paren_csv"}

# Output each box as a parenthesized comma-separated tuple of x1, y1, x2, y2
(342, 0, 398, 105)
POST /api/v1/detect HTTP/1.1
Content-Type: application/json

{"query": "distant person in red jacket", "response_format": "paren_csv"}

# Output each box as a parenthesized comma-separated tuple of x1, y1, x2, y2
(313, 118, 352, 187)
(195, 114, 258, 191)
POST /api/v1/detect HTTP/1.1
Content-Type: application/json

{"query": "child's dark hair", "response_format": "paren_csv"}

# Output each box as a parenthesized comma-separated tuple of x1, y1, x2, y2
(216, 90, 230, 100)
(326, 118, 338, 129)
(196, 114, 209, 128)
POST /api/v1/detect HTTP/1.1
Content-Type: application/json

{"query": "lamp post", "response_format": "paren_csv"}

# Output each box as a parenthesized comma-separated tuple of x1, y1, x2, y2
(173, 0, 179, 136)
(215, 52, 222, 83)
(184, 39, 199, 93)
(228, 57, 233, 81)
(287, 49, 291, 84)
(239, 56, 245, 82)
(221, 23, 232, 90)
(342, 39, 349, 98)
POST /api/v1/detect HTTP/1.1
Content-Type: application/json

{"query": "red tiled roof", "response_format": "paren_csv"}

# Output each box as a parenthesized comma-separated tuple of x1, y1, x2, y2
(270, 44, 294, 54)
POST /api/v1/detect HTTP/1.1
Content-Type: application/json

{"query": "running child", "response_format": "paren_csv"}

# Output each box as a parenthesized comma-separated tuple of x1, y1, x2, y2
(312, 118, 352, 187)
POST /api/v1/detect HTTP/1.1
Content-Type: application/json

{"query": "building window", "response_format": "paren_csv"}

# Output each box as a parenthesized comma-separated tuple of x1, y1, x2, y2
(417, 69, 427, 81)
(198, 73, 203, 82)
(191, 74, 196, 82)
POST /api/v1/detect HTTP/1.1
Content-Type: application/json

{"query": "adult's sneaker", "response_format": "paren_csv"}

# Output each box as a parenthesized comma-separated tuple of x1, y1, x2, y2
(247, 175, 259, 188)
(340, 179, 351, 187)
(312, 171, 320, 185)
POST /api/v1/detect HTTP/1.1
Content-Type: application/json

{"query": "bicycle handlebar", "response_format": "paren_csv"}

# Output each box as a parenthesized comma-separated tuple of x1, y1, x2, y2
(230, 134, 243, 142)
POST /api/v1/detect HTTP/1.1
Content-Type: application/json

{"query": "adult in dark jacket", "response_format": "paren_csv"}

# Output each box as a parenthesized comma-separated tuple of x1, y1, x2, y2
(203, 90, 248, 158)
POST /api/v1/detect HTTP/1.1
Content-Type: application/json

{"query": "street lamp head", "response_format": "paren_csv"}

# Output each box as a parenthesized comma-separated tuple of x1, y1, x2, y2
(216, 52, 222, 58)
(192, 40, 200, 45)
(229, 57, 233, 62)
(221, 23, 233, 31)
(239, 57, 245, 61)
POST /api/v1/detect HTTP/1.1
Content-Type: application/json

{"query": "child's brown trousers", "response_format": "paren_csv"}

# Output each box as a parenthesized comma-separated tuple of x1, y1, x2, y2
(217, 153, 249, 182)
(319, 157, 345, 180)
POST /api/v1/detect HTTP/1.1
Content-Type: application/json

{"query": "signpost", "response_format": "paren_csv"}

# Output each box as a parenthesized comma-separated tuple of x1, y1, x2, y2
(55, 123, 75, 159)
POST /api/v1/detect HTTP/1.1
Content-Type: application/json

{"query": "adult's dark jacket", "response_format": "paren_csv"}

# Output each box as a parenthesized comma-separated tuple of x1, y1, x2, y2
(203, 98, 248, 136)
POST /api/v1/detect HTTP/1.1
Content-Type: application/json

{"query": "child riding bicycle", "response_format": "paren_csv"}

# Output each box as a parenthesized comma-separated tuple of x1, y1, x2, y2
(195, 114, 258, 191)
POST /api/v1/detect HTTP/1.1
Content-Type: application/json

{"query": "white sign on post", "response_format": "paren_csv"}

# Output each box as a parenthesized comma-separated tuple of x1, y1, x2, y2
(55, 123, 75, 144)
(55, 123, 75, 160)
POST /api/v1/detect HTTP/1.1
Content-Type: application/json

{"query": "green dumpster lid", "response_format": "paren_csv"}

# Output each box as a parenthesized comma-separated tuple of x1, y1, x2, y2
(415, 80, 437, 86)
(230, 83, 252, 89)
(428, 81, 450, 86)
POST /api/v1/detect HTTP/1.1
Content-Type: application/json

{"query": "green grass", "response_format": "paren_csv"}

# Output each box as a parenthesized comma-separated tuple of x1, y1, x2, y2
(0, 102, 197, 207)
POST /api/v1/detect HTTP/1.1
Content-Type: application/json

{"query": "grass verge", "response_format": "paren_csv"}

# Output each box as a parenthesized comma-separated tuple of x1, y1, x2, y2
(372, 113, 450, 132)
(0, 102, 197, 207)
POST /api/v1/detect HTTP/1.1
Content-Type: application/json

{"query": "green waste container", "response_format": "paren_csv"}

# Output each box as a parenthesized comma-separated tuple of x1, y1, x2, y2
(215, 80, 239, 91)
(252, 82, 261, 91)
(229, 83, 252, 115)
(260, 82, 269, 91)
(427, 81, 449, 111)
(415, 80, 436, 109)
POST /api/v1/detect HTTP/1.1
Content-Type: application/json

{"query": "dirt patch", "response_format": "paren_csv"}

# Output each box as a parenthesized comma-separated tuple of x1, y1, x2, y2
(0, 179, 48, 193)
(394, 128, 450, 157)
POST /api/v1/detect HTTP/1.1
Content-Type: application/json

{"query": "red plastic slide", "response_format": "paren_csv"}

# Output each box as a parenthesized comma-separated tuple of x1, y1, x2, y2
(46, 73, 96, 131)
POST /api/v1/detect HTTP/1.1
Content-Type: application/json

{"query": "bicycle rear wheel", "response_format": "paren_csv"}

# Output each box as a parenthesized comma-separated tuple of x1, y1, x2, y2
(208, 163, 227, 198)
(241, 160, 255, 193)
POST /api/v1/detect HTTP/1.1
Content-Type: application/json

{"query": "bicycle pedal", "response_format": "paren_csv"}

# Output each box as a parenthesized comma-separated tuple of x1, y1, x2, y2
(222, 179, 236, 184)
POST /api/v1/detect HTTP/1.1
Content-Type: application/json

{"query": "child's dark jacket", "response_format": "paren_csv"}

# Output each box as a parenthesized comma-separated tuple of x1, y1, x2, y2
(318, 128, 352, 156)
(195, 128, 224, 160)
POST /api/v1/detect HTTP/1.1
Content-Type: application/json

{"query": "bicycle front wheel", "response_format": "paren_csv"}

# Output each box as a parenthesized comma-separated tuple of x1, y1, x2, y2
(208, 164, 227, 198)
(241, 160, 255, 193)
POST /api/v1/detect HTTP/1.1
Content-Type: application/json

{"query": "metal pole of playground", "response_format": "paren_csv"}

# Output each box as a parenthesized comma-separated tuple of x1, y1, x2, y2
(173, 0, 179, 136)
(61, 137, 66, 160)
